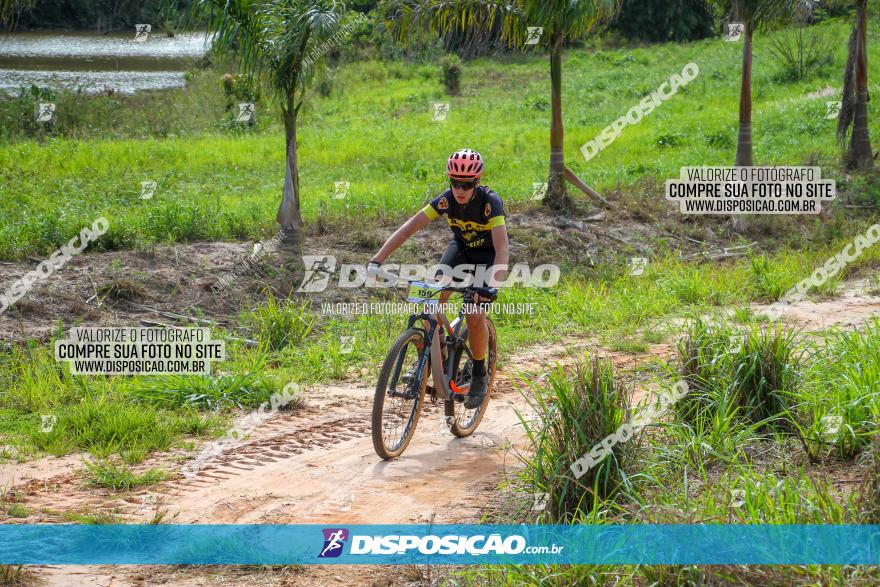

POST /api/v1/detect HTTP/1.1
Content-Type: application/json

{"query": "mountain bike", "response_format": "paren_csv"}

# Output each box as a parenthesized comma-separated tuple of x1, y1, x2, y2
(371, 282, 498, 460)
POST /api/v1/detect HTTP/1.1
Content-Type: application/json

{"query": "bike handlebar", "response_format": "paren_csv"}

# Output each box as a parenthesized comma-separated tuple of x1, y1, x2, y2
(440, 285, 498, 302)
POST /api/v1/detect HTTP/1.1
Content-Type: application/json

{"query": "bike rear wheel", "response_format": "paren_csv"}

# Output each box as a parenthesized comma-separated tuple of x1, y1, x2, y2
(445, 318, 496, 438)
(372, 328, 428, 459)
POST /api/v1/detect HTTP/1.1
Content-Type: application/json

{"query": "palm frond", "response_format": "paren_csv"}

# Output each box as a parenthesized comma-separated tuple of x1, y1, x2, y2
(393, 0, 619, 49)
(393, 0, 524, 48)
(193, 0, 348, 102)
(707, 0, 803, 31)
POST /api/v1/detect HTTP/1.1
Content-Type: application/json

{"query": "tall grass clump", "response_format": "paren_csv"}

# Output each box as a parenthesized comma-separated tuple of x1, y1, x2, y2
(674, 318, 799, 432)
(857, 435, 880, 523)
(748, 255, 793, 301)
(125, 346, 278, 411)
(84, 459, 171, 490)
(0, 564, 25, 585)
(518, 356, 631, 523)
(126, 371, 278, 411)
(0, 344, 85, 412)
(731, 325, 800, 429)
(31, 397, 174, 462)
(794, 320, 880, 460)
(244, 296, 315, 352)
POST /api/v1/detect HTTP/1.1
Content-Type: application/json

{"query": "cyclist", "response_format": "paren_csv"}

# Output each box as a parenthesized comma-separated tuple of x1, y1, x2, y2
(368, 148, 509, 409)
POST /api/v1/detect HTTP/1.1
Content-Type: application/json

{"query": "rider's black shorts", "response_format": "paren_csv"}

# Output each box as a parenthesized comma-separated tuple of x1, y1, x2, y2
(435, 240, 495, 286)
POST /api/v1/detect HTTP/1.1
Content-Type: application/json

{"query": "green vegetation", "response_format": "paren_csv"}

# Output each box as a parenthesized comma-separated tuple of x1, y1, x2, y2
(675, 318, 799, 431)
(3, 229, 880, 463)
(83, 459, 171, 490)
(4, 0, 199, 32)
(1, 5, 879, 583)
(469, 315, 880, 584)
(4, 502, 29, 518)
(518, 357, 632, 523)
(62, 511, 126, 524)
(0, 564, 24, 585)
(1, 14, 877, 258)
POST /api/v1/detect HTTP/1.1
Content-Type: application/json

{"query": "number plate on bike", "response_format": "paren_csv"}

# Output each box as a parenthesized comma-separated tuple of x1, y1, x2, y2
(407, 281, 442, 310)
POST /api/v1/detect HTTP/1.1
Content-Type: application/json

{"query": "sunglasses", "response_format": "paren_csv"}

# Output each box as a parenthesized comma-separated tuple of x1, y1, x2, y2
(450, 179, 477, 191)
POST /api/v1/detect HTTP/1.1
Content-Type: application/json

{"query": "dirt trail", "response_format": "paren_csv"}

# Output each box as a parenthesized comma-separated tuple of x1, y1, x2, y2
(6, 280, 880, 585)
(6, 334, 672, 586)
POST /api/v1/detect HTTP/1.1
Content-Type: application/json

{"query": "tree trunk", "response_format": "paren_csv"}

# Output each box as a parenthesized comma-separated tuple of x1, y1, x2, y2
(277, 106, 304, 251)
(848, 0, 873, 170)
(735, 24, 754, 167)
(837, 25, 857, 143)
(545, 31, 572, 210)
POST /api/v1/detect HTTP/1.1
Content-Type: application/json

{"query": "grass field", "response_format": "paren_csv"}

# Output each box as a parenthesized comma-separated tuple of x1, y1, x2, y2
(2, 8, 880, 585)
(0, 14, 878, 259)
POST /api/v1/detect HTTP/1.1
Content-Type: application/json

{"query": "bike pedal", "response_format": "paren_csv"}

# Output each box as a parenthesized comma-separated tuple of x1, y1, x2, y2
(389, 390, 418, 400)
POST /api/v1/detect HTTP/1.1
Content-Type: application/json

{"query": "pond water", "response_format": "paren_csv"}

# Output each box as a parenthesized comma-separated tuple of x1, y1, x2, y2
(0, 31, 212, 95)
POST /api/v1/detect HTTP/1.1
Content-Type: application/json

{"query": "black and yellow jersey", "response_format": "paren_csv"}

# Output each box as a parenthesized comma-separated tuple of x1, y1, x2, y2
(420, 186, 506, 250)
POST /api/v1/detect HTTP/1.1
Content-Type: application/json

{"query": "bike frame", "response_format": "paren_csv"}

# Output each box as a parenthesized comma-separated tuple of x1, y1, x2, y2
(397, 297, 471, 401)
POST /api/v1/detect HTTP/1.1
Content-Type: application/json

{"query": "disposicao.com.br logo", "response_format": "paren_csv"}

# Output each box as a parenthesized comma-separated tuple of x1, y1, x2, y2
(318, 528, 563, 558)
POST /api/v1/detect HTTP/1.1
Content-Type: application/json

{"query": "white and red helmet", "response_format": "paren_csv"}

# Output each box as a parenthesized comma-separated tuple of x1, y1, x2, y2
(446, 148, 484, 180)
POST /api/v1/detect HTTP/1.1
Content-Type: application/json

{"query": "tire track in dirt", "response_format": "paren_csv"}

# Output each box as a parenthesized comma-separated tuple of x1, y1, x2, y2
(148, 332, 678, 528)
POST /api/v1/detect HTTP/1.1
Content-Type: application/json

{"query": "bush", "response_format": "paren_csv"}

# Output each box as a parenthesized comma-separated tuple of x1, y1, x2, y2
(812, 0, 855, 22)
(518, 356, 631, 523)
(794, 320, 880, 460)
(317, 73, 335, 98)
(858, 436, 880, 523)
(768, 25, 837, 82)
(613, 0, 715, 43)
(244, 296, 316, 352)
(440, 54, 462, 95)
(675, 318, 799, 432)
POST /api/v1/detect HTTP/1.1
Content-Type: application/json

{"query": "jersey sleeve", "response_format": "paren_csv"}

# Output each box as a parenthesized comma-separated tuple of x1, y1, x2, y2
(484, 191, 506, 229)
(420, 192, 451, 221)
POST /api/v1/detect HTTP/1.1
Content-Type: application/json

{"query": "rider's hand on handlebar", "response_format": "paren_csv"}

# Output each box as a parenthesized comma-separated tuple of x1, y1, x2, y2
(367, 260, 382, 286)
(472, 286, 498, 304)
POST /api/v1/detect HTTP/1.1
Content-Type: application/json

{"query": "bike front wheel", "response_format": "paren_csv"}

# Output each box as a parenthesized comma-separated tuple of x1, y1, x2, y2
(372, 328, 428, 459)
(445, 318, 497, 438)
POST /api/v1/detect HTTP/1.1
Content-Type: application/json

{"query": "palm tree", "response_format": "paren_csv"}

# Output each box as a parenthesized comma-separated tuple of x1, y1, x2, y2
(709, 0, 799, 166)
(196, 0, 350, 249)
(393, 0, 619, 210)
(837, 0, 873, 170)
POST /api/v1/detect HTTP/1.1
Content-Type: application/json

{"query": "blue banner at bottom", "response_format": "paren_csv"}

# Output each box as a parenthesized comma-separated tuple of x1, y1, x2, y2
(2, 524, 879, 565)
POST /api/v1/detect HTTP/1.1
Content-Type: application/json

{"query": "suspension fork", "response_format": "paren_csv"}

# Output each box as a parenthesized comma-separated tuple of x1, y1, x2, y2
(421, 309, 457, 401)
(391, 314, 436, 397)
(446, 307, 470, 393)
